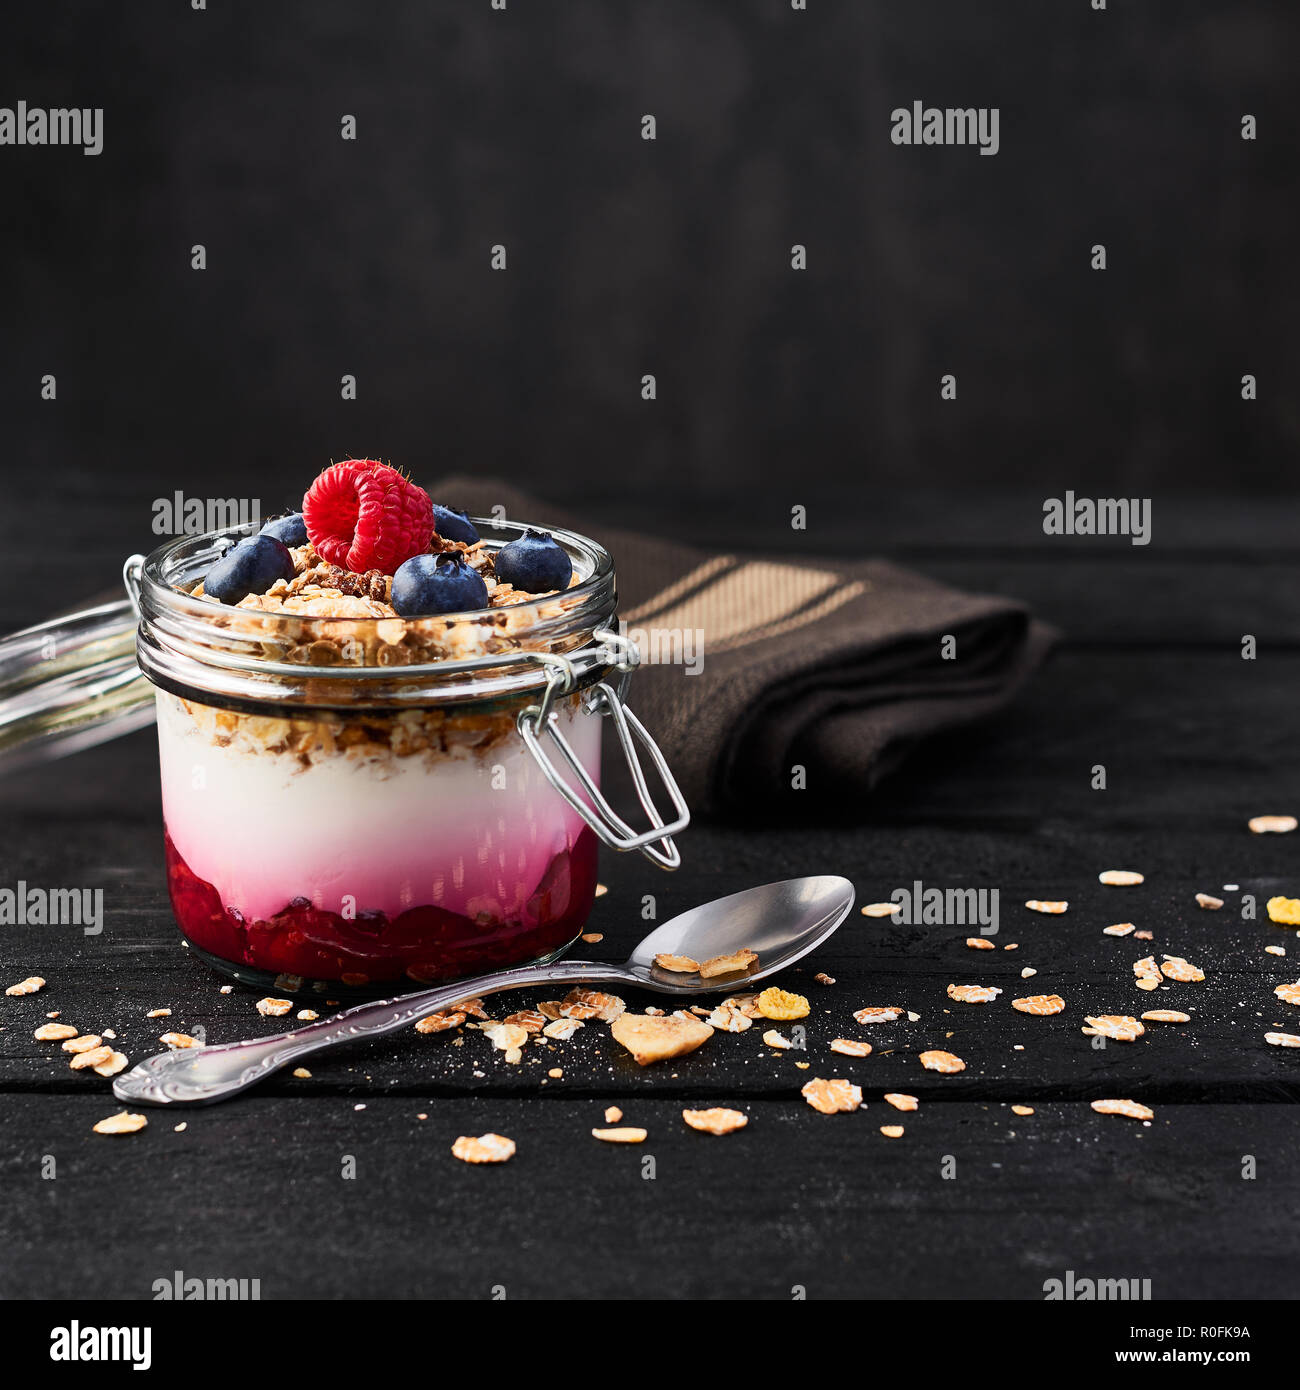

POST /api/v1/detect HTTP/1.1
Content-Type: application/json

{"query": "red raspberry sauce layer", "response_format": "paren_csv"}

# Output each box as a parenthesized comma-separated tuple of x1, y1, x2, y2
(163, 829, 598, 988)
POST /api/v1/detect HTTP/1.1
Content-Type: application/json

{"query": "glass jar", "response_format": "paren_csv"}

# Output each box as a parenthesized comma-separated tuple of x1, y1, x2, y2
(15, 518, 686, 997)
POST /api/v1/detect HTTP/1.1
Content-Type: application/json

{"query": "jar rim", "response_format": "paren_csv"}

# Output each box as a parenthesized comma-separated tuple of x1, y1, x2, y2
(135, 516, 620, 711)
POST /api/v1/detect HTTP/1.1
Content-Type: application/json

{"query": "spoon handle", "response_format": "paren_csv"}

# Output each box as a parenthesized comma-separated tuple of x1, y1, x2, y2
(112, 959, 636, 1107)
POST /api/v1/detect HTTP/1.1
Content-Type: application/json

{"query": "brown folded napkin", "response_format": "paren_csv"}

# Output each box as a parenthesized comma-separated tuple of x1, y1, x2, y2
(434, 478, 1056, 818)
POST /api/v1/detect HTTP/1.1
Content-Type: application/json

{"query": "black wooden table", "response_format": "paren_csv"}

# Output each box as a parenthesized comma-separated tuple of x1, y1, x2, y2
(2, 494, 1298, 1304)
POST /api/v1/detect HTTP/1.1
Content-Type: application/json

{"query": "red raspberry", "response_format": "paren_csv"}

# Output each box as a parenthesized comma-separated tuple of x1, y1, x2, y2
(302, 460, 434, 574)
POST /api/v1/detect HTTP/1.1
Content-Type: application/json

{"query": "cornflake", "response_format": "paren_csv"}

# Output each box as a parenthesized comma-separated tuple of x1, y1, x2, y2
(1091, 1098, 1153, 1121)
(1104, 924, 1136, 936)
(1273, 982, 1300, 1006)
(1265, 1031, 1300, 1048)
(1099, 871, 1144, 886)
(860, 903, 898, 918)
(829, 1038, 872, 1057)
(610, 1013, 712, 1066)
(762, 1029, 793, 1049)
(1267, 897, 1300, 927)
(853, 1006, 904, 1025)
(884, 1093, 918, 1112)
(966, 937, 995, 950)
(919, 1050, 965, 1074)
(698, 949, 759, 979)
(1160, 956, 1205, 983)
(256, 998, 292, 1017)
(93, 1111, 147, 1135)
(451, 1133, 515, 1164)
(1195, 893, 1224, 910)
(415, 1010, 466, 1034)
(1083, 1015, 1145, 1041)
(756, 987, 809, 1021)
(591, 1127, 647, 1143)
(33, 1023, 77, 1041)
(5, 976, 45, 996)
(653, 953, 700, 973)
(880, 1125, 905, 1138)
(683, 1107, 748, 1135)
(1011, 995, 1065, 1016)
(801, 1077, 863, 1114)
(1025, 900, 1068, 914)
(1141, 1010, 1191, 1023)
(946, 984, 1002, 1005)
(1250, 815, 1297, 834)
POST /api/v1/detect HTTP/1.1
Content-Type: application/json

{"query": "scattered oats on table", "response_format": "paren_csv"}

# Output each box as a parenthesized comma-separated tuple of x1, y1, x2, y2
(1273, 982, 1300, 1006)
(1011, 1105, 1035, 1116)
(5, 976, 45, 996)
(92, 1051, 128, 1078)
(884, 1093, 918, 1112)
(591, 1127, 647, 1143)
(451, 1133, 515, 1164)
(256, 997, 292, 1017)
(1025, 900, 1068, 914)
(860, 902, 897, 918)
(1012, 995, 1065, 1016)
(1104, 923, 1136, 936)
(880, 1125, 905, 1138)
(1099, 870, 1144, 886)
(604, 1106, 622, 1123)
(1266, 945, 1286, 957)
(1265, 1032, 1300, 1048)
(547, 1067, 563, 1078)
(1083, 1015, 1145, 1041)
(829, 1038, 872, 1057)
(1141, 1010, 1190, 1024)
(146, 1008, 171, 1018)
(801, 1077, 863, 1113)
(542, 1017, 583, 1041)
(1195, 892, 1224, 910)
(93, 1111, 147, 1135)
(853, 1006, 904, 1025)
(415, 1010, 466, 1034)
(159, 1032, 197, 1049)
(1249, 815, 1296, 834)
(34, 1023, 77, 1041)
(762, 1029, 793, 1049)
(919, 1050, 965, 1074)
(946, 984, 1002, 1004)
(503, 1010, 547, 1034)
(966, 937, 995, 950)
(1021, 967, 1037, 979)
(292, 1067, 311, 1078)
(62, 1034, 102, 1053)
(594, 884, 608, 897)
(1160, 956, 1205, 983)
(581, 933, 603, 944)
(297, 1009, 319, 1021)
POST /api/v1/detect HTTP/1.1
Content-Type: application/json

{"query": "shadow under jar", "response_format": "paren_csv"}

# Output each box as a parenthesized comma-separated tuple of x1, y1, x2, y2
(129, 519, 689, 998)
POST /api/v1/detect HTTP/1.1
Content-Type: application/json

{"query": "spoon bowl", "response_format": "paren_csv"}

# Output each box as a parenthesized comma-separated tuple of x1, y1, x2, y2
(113, 874, 855, 1107)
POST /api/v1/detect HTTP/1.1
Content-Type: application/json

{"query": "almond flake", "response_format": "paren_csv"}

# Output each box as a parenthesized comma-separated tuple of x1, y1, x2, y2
(591, 1126, 647, 1143)
(698, 949, 759, 979)
(414, 1010, 466, 1034)
(1084, 1015, 1145, 1041)
(946, 984, 1002, 1004)
(451, 1133, 515, 1163)
(1104, 924, 1136, 936)
(34, 1023, 78, 1041)
(966, 937, 995, 950)
(1195, 892, 1224, 910)
(1099, 870, 1144, 886)
(610, 1013, 712, 1066)
(93, 1111, 147, 1135)
(829, 1037, 872, 1057)
(919, 1049, 965, 1073)
(853, 1006, 904, 1025)
(1091, 1098, 1153, 1121)
(1025, 900, 1068, 914)
(860, 902, 898, 918)
(653, 952, 700, 973)
(1250, 815, 1297, 834)
(682, 1107, 749, 1135)
(256, 997, 292, 1017)
(801, 1077, 863, 1113)
(884, 1093, 918, 1111)
(880, 1124, 905, 1138)
(1011, 995, 1065, 1016)
(1141, 1010, 1190, 1023)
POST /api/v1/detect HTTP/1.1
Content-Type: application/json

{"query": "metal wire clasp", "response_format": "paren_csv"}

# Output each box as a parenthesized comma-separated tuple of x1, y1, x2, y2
(517, 635, 689, 870)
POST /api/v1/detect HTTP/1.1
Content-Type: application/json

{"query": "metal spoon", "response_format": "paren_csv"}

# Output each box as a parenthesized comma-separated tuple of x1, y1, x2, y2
(112, 875, 854, 1107)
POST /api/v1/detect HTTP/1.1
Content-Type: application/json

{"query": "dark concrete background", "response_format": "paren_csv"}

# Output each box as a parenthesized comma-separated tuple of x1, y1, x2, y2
(0, 0, 1296, 558)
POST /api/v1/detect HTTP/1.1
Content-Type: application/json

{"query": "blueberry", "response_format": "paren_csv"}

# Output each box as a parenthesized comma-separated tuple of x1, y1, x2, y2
(204, 534, 296, 605)
(431, 504, 479, 546)
(391, 552, 489, 616)
(493, 529, 572, 593)
(260, 511, 307, 547)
